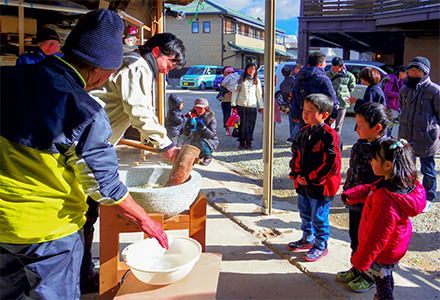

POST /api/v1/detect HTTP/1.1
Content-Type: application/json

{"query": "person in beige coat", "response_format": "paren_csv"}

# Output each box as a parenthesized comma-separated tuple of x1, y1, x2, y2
(231, 62, 263, 149)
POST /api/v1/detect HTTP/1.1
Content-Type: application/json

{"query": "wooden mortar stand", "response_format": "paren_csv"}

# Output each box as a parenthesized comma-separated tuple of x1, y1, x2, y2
(99, 193, 207, 298)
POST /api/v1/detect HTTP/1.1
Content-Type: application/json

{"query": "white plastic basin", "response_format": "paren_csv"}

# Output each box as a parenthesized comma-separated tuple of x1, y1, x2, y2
(122, 236, 202, 285)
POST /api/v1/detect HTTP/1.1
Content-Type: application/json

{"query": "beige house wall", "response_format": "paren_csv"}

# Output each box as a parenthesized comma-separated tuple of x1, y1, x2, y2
(404, 37, 440, 84)
(165, 15, 223, 67)
(166, 15, 289, 71)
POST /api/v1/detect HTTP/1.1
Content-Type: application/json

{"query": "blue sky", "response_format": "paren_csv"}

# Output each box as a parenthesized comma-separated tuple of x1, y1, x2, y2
(212, 0, 300, 35)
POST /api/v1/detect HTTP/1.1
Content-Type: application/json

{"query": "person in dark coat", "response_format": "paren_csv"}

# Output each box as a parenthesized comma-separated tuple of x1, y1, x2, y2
(165, 93, 187, 146)
(398, 56, 440, 212)
(291, 52, 338, 127)
(182, 98, 219, 166)
(348, 67, 386, 111)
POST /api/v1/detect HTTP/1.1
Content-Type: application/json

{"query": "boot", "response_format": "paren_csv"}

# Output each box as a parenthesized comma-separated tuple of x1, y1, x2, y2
(245, 139, 252, 150)
(239, 140, 245, 149)
(199, 155, 212, 166)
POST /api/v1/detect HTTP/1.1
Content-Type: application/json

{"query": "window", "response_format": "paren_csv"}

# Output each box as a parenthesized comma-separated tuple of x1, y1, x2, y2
(224, 19, 235, 34)
(192, 22, 199, 33)
(203, 21, 210, 33)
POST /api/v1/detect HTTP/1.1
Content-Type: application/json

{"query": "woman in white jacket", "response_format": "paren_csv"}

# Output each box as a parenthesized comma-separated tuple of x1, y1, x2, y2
(231, 62, 263, 149)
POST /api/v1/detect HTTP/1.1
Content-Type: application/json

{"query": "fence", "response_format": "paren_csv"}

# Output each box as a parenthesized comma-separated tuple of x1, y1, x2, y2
(303, 0, 439, 16)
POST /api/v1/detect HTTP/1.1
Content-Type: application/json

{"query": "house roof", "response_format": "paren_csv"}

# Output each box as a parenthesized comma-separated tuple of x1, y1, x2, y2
(228, 41, 295, 60)
(166, 0, 285, 34)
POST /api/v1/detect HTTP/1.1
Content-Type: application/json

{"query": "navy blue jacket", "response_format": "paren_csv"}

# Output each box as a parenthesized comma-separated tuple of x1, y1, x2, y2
(165, 94, 187, 138)
(291, 66, 338, 120)
(354, 83, 386, 111)
(1, 56, 127, 204)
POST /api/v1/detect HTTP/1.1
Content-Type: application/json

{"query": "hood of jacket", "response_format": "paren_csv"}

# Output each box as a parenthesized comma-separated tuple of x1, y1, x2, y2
(377, 179, 426, 217)
(296, 66, 325, 80)
(168, 94, 184, 110)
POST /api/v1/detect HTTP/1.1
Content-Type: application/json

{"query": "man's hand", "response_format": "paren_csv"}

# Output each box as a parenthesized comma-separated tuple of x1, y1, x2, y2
(258, 108, 264, 113)
(111, 194, 169, 249)
(138, 216, 169, 249)
(161, 146, 180, 162)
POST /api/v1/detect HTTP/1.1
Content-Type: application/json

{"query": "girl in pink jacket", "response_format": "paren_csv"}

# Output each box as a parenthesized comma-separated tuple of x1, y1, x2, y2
(342, 138, 426, 300)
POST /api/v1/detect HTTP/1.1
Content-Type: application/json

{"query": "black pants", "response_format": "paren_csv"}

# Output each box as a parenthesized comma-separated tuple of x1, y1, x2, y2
(349, 208, 363, 253)
(236, 106, 257, 141)
(81, 197, 99, 281)
(221, 102, 232, 129)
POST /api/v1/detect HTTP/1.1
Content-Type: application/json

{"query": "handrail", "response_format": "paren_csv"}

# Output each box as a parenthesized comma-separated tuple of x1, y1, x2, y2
(303, 0, 439, 17)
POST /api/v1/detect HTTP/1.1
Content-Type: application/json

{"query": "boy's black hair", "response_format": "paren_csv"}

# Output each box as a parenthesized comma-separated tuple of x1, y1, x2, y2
(282, 66, 292, 77)
(331, 57, 344, 67)
(355, 102, 393, 135)
(304, 93, 333, 114)
(139, 33, 186, 68)
(370, 138, 417, 188)
(308, 51, 326, 67)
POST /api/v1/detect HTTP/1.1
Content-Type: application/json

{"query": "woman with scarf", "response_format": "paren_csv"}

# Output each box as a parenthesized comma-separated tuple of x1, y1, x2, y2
(231, 62, 263, 149)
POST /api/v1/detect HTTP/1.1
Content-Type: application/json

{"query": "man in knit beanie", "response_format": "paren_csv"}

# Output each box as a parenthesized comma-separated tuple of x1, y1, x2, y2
(0, 9, 168, 299)
(398, 56, 440, 212)
(16, 26, 61, 65)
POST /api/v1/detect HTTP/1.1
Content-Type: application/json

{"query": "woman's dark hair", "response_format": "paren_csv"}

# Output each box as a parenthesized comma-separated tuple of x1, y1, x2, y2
(393, 65, 407, 77)
(359, 67, 381, 85)
(355, 102, 393, 135)
(239, 62, 258, 85)
(139, 33, 186, 68)
(369, 138, 417, 188)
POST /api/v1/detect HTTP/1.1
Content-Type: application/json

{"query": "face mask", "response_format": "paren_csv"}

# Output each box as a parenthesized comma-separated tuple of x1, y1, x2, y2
(405, 75, 427, 89)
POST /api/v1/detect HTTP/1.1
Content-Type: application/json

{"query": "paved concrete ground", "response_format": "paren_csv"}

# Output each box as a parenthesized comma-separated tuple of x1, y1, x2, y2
(83, 86, 439, 299)
(84, 146, 439, 299)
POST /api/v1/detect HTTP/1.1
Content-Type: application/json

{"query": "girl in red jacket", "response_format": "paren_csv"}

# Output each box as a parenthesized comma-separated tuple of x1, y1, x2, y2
(342, 138, 426, 300)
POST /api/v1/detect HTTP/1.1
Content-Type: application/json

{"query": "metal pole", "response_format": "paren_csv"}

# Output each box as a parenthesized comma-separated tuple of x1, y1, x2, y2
(261, 0, 276, 216)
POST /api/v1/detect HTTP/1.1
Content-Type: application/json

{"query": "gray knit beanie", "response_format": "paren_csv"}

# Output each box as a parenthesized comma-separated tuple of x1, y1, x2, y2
(62, 9, 124, 70)
(407, 56, 431, 75)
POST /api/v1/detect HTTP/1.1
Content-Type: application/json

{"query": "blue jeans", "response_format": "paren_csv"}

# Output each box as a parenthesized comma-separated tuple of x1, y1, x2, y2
(0, 230, 84, 299)
(297, 194, 332, 250)
(192, 140, 212, 157)
(420, 156, 437, 202)
(288, 111, 300, 141)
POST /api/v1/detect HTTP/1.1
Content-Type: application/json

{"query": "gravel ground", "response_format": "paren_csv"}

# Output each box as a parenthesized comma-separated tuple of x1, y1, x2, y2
(168, 87, 440, 281)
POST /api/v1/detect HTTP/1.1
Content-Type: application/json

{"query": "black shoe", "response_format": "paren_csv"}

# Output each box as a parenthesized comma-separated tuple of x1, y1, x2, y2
(80, 271, 99, 294)
(239, 142, 245, 149)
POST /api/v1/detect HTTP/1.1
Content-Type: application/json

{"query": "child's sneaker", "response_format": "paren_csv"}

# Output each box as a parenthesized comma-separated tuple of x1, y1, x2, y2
(336, 267, 359, 283)
(286, 239, 314, 251)
(303, 247, 328, 262)
(348, 275, 375, 293)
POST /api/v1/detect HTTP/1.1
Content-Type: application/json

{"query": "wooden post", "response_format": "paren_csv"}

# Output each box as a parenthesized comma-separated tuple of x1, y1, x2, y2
(18, 6, 24, 55)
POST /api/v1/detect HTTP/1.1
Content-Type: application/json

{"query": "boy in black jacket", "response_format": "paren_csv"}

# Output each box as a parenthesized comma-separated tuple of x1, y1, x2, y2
(287, 93, 341, 262)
